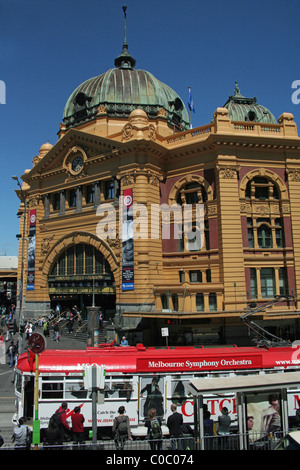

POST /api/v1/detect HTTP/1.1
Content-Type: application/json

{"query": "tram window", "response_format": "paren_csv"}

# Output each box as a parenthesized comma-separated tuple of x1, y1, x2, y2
(171, 378, 189, 405)
(104, 377, 133, 400)
(140, 377, 164, 419)
(41, 381, 63, 399)
(65, 381, 88, 399)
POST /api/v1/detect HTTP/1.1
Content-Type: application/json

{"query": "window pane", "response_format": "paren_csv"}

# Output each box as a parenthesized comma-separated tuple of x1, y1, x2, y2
(58, 254, 65, 276)
(279, 268, 287, 296)
(257, 225, 272, 248)
(196, 293, 204, 311)
(209, 293, 217, 311)
(86, 185, 95, 204)
(66, 247, 74, 275)
(85, 245, 93, 274)
(172, 294, 179, 311)
(95, 250, 103, 274)
(76, 245, 83, 274)
(261, 268, 275, 298)
(250, 268, 257, 298)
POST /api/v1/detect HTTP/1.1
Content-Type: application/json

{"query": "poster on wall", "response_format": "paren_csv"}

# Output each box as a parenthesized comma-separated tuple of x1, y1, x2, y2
(27, 209, 36, 290)
(245, 391, 282, 442)
(122, 188, 134, 291)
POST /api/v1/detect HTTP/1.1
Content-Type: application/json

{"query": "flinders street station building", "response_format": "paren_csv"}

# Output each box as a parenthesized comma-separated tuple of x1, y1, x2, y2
(15, 23, 300, 347)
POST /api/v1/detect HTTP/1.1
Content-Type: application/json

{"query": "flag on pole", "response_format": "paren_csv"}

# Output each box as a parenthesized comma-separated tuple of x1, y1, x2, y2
(188, 87, 195, 113)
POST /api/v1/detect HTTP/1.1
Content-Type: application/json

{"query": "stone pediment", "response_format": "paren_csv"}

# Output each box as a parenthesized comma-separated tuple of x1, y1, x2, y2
(25, 129, 122, 182)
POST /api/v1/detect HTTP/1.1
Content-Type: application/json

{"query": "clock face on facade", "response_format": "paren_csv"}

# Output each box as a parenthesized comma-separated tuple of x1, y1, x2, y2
(71, 156, 83, 172)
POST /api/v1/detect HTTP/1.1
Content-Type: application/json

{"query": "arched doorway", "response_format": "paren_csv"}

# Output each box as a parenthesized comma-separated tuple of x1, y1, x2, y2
(48, 243, 116, 319)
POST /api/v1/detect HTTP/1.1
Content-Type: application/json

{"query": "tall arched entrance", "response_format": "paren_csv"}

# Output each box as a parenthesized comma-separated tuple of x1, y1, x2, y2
(48, 243, 116, 319)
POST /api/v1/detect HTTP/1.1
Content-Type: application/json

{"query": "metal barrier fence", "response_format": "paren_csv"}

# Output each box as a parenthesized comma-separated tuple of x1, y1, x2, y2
(0, 432, 290, 451)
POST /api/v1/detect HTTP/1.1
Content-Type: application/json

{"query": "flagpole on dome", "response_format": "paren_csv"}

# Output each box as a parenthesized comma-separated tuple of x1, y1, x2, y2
(188, 86, 195, 129)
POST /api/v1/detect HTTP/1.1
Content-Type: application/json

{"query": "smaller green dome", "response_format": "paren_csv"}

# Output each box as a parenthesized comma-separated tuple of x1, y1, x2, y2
(224, 83, 277, 124)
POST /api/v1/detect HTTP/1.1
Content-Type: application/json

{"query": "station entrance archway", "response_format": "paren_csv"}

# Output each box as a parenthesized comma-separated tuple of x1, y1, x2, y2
(48, 243, 116, 319)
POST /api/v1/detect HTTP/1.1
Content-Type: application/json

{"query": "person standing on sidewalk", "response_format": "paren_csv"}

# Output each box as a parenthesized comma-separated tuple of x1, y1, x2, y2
(112, 406, 133, 450)
(167, 404, 183, 449)
(71, 406, 85, 449)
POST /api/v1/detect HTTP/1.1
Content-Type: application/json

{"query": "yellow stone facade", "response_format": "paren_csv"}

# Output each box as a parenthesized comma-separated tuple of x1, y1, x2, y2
(16, 101, 300, 346)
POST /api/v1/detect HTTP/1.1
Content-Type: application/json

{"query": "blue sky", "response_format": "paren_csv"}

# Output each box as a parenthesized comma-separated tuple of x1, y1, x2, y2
(0, 0, 299, 256)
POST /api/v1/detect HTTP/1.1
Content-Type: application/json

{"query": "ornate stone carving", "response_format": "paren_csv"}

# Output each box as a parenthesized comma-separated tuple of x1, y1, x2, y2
(122, 123, 133, 141)
(28, 196, 41, 208)
(120, 171, 137, 186)
(41, 235, 54, 255)
(147, 171, 160, 187)
(287, 169, 300, 182)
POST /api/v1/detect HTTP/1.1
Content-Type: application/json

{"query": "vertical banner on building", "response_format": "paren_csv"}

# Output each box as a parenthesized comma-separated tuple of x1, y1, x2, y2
(27, 209, 36, 290)
(122, 188, 134, 291)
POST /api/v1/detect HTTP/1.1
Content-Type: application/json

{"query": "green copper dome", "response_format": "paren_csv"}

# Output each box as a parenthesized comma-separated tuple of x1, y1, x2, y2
(224, 83, 277, 124)
(63, 67, 189, 131)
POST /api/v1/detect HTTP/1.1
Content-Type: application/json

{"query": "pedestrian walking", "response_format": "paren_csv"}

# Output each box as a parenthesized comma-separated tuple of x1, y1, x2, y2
(52, 321, 60, 341)
(112, 406, 133, 450)
(7, 340, 17, 368)
(167, 404, 183, 449)
(71, 406, 85, 449)
(99, 309, 103, 331)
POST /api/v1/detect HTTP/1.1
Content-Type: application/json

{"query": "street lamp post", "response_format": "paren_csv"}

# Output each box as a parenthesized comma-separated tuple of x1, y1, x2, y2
(12, 175, 27, 355)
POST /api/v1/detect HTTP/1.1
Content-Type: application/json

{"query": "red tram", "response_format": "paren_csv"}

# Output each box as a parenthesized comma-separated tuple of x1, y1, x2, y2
(14, 342, 300, 437)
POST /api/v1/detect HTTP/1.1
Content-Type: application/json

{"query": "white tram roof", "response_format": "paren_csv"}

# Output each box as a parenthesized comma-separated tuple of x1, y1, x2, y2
(187, 371, 300, 396)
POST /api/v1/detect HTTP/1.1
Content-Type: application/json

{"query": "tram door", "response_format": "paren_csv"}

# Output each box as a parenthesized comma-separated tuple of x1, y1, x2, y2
(23, 376, 34, 420)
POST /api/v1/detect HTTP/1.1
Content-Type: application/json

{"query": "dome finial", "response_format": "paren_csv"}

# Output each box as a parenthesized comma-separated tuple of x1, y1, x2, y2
(114, 5, 136, 69)
(234, 81, 241, 96)
(122, 5, 127, 47)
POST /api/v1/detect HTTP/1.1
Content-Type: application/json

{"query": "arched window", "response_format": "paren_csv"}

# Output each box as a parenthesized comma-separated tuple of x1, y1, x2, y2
(176, 183, 209, 252)
(50, 244, 112, 278)
(245, 177, 279, 200)
(177, 182, 208, 205)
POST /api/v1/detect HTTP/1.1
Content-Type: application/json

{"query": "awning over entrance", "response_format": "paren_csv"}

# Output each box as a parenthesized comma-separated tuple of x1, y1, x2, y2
(187, 371, 300, 395)
(187, 371, 300, 450)
(121, 311, 242, 319)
